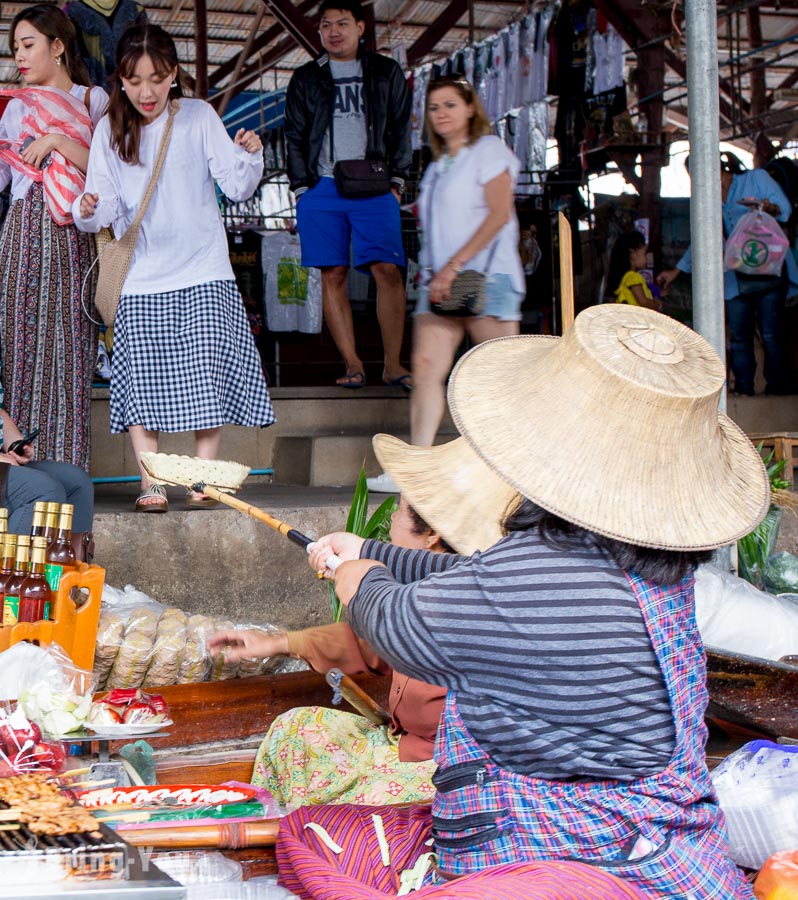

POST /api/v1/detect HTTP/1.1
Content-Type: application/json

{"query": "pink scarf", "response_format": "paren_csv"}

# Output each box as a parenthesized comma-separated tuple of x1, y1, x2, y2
(0, 86, 93, 226)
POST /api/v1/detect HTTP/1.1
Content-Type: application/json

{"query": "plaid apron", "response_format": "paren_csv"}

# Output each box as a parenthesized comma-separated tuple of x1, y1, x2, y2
(430, 572, 754, 899)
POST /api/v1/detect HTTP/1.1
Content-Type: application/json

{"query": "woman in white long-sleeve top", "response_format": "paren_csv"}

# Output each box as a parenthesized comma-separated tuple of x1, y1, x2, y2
(74, 23, 274, 512)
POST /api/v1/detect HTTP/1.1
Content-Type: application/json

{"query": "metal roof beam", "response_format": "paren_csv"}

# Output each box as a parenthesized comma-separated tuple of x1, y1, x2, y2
(259, 0, 321, 58)
(406, 0, 468, 66)
(208, 0, 317, 87)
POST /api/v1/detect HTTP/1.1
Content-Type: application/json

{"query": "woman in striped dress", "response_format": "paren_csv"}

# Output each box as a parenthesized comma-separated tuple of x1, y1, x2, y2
(75, 23, 274, 511)
(0, 5, 108, 471)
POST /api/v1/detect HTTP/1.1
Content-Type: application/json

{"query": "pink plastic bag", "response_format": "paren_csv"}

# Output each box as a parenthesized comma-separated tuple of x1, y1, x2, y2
(724, 208, 790, 277)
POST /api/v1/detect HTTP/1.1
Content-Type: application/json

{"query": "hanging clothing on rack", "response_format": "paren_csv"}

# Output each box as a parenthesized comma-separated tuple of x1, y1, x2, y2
(261, 231, 322, 334)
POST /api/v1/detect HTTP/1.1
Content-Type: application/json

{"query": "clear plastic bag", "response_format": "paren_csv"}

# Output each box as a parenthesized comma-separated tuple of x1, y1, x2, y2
(712, 740, 798, 869)
(11, 643, 96, 737)
(724, 208, 790, 277)
(764, 551, 798, 595)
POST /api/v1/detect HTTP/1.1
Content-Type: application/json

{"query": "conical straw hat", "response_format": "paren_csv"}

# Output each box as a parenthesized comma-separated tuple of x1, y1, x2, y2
(373, 434, 520, 555)
(447, 305, 770, 551)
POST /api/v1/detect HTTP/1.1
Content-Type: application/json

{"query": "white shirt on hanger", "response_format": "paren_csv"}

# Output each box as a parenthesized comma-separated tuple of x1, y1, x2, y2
(74, 98, 263, 295)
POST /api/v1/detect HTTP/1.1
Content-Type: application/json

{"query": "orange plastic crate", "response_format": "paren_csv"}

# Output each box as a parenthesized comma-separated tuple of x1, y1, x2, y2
(0, 564, 105, 671)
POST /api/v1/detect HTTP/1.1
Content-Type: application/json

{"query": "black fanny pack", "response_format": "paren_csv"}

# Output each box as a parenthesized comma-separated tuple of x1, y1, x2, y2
(333, 159, 391, 199)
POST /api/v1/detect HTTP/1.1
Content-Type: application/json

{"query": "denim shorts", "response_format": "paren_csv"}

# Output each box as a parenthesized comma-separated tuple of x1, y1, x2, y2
(414, 273, 524, 321)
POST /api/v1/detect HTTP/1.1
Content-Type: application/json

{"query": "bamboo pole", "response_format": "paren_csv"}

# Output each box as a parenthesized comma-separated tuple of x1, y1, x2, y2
(558, 211, 575, 332)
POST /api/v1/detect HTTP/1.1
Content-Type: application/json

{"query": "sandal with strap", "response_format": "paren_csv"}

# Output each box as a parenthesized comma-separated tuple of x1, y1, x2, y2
(135, 483, 168, 513)
(185, 489, 219, 509)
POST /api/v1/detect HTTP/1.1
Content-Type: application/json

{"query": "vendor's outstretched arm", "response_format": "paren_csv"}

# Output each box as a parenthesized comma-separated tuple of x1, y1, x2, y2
(346, 566, 471, 692)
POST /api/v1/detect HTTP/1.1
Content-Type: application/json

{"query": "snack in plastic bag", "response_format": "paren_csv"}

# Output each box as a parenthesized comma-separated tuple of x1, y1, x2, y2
(724, 207, 790, 277)
(106, 631, 155, 690)
(712, 740, 798, 869)
(15, 643, 95, 736)
(0, 706, 67, 774)
(89, 688, 171, 727)
(94, 610, 124, 689)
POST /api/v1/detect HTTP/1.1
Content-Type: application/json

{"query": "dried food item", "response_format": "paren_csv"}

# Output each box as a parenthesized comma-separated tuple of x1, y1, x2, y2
(177, 639, 208, 684)
(106, 631, 154, 690)
(210, 619, 240, 681)
(124, 606, 158, 641)
(94, 611, 123, 689)
(143, 630, 184, 688)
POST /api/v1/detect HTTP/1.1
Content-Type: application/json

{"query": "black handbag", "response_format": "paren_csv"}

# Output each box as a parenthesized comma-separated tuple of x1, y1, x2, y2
(425, 171, 496, 317)
(333, 158, 391, 198)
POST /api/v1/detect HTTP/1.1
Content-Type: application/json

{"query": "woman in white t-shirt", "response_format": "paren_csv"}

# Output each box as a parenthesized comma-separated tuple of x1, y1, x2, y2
(75, 23, 274, 512)
(412, 76, 524, 449)
(0, 4, 108, 471)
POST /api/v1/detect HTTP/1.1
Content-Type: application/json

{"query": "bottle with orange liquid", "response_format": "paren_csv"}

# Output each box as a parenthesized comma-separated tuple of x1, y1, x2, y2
(3, 536, 30, 626)
(18, 536, 52, 623)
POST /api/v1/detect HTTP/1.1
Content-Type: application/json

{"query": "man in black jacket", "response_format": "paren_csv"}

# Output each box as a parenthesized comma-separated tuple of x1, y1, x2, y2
(285, 0, 412, 390)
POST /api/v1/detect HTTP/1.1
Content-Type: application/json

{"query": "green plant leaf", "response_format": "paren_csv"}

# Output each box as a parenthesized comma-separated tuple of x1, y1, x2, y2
(363, 496, 398, 540)
(327, 466, 398, 623)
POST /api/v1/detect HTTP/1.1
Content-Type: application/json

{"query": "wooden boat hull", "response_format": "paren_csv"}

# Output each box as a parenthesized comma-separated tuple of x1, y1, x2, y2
(95, 653, 796, 874)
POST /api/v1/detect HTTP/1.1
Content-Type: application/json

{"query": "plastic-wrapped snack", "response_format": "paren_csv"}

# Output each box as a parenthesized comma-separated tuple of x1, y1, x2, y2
(94, 611, 124, 689)
(106, 631, 154, 689)
(177, 639, 208, 684)
(210, 619, 240, 681)
(156, 616, 186, 639)
(159, 608, 188, 627)
(236, 625, 286, 678)
(125, 606, 159, 641)
(187, 614, 217, 644)
(143, 630, 184, 688)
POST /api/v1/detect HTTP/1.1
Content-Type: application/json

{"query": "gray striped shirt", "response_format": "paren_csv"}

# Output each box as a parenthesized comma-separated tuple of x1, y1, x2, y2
(350, 532, 676, 780)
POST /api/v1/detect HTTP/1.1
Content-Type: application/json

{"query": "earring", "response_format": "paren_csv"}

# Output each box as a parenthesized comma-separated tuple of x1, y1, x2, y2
(171, 81, 177, 88)
(55, 55, 62, 67)
(120, 85, 126, 92)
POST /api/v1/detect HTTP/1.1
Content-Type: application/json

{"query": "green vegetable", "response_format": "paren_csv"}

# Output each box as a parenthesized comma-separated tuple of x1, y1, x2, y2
(327, 466, 397, 623)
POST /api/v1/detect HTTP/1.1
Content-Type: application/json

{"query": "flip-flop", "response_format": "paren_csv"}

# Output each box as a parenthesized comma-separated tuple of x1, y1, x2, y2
(383, 374, 413, 393)
(135, 484, 168, 513)
(185, 489, 220, 509)
(336, 371, 366, 389)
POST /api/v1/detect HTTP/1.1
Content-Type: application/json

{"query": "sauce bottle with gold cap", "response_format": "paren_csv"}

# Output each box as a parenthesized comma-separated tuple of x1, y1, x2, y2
(3, 535, 30, 626)
(18, 537, 52, 623)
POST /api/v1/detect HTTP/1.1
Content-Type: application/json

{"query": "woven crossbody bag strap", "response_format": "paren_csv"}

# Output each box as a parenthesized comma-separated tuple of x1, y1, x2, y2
(117, 99, 179, 250)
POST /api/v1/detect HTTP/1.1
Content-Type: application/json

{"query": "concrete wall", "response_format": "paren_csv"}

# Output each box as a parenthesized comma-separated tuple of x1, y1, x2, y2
(94, 503, 357, 630)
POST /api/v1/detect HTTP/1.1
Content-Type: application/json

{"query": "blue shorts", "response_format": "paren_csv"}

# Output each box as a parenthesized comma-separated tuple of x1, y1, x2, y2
(414, 273, 524, 321)
(296, 177, 406, 272)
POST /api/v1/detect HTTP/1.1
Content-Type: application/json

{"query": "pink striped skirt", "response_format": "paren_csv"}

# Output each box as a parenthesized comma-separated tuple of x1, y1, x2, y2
(276, 803, 647, 899)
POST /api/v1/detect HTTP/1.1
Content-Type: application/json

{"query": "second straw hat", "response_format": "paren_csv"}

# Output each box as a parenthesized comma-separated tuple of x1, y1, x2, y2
(373, 434, 520, 556)
(447, 305, 769, 551)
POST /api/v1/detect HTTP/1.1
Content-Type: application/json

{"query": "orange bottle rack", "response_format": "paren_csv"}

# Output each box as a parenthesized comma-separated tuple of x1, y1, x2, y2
(0, 564, 105, 671)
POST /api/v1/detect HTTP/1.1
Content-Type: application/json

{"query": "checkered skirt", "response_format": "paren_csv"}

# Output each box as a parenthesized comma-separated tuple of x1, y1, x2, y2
(109, 280, 275, 433)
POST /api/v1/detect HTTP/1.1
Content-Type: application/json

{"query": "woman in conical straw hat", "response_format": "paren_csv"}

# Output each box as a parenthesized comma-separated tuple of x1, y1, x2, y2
(209, 436, 517, 808)
(307, 305, 767, 899)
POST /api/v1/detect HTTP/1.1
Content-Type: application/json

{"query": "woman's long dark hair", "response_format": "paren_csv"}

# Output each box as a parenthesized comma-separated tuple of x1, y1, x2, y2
(607, 229, 646, 296)
(504, 499, 713, 585)
(10, 4, 90, 87)
(109, 23, 184, 165)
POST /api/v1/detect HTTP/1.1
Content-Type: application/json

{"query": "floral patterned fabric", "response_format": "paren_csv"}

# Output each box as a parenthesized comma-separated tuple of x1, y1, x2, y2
(0, 183, 97, 469)
(253, 705, 437, 807)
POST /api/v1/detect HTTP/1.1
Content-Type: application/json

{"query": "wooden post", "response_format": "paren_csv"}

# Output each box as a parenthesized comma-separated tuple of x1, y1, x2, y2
(195, 0, 209, 100)
(558, 212, 574, 332)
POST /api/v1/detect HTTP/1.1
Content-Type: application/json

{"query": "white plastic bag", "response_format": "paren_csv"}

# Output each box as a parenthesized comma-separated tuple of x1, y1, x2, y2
(695, 565, 798, 662)
(712, 740, 798, 869)
(724, 208, 789, 277)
